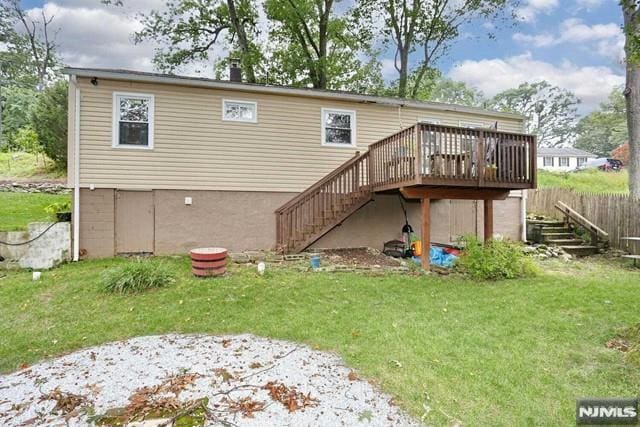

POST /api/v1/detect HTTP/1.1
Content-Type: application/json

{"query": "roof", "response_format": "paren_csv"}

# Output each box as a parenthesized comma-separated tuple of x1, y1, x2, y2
(63, 67, 523, 121)
(537, 147, 597, 157)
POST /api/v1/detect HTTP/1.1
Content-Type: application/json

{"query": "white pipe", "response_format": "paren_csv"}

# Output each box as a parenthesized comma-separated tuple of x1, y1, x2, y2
(72, 77, 80, 261)
(521, 190, 528, 241)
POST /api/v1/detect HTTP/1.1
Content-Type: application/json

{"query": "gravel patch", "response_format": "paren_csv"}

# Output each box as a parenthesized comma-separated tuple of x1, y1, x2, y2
(0, 334, 418, 426)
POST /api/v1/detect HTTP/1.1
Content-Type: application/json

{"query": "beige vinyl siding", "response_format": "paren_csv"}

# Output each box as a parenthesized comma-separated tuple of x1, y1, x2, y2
(75, 77, 524, 192)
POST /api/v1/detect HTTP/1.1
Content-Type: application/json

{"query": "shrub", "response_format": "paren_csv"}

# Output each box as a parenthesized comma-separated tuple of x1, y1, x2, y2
(30, 81, 68, 169)
(456, 235, 538, 281)
(102, 260, 175, 294)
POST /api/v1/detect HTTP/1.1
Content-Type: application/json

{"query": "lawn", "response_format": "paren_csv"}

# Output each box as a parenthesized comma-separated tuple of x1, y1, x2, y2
(538, 169, 628, 194)
(0, 192, 71, 231)
(1, 257, 639, 425)
(0, 152, 64, 180)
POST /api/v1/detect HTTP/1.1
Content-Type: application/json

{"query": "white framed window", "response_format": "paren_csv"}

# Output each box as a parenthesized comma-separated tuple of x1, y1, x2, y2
(419, 118, 441, 124)
(558, 157, 570, 167)
(222, 99, 257, 123)
(577, 157, 588, 167)
(321, 108, 356, 147)
(112, 92, 154, 149)
(459, 120, 484, 129)
(543, 156, 554, 167)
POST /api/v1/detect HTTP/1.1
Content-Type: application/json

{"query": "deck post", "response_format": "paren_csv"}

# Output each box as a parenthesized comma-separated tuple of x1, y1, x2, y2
(421, 198, 431, 270)
(484, 199, 493, 242)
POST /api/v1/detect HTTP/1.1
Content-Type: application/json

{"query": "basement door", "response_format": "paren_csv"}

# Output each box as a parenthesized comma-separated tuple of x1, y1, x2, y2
(115, 190, 155, 254)
(449, 200, 478, 243)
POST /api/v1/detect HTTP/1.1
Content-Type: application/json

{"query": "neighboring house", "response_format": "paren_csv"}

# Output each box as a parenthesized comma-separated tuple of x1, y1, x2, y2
(537, 147, 596, 172)
(64, 67, 536, 267)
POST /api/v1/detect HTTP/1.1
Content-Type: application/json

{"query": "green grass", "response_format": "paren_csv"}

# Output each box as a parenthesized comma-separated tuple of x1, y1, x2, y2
(538, 169, 629, 194)
(1, 257, 640, 425)
(0, 192, 71, 231)
(0, 151, 65, 180)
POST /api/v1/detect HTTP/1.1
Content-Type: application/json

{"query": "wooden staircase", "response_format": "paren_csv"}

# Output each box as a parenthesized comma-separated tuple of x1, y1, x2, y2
(275, 152, 372, 253)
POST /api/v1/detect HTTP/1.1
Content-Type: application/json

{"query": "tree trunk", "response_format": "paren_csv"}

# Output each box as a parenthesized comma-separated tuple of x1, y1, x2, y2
(623, 2, 640, 199)
(397, 46, 409, 98)
(227, 0, 257, 83)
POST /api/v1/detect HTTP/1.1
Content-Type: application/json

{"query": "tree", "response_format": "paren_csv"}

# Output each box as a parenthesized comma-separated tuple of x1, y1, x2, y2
(354, 0, 510, 98)
(264, 0, 378, 90)
(1, 0, 59, 85)
(30, 80, 67, 168)
(575, 89, 627, 157)
(426, 76, 485, 107)
(612, 143, 630, 164)
(132, 0, 262, 82)
(489, 81, 580, 147)
(1, 86, 38, 150)
(621, 0, 640, 198)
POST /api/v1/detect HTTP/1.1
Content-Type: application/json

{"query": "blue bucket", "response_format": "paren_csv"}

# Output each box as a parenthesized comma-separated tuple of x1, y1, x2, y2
(310, 255, 321, 269)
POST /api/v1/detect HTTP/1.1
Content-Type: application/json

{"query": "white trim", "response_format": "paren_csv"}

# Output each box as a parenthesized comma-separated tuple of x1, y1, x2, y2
(419, 117, 441, 124)
(458, 120, 484, 129)
(321, 108, 357, 148)
(222, 99, 258, 123)
(112, 92, 155, 149)
(73, 78, 80, 262)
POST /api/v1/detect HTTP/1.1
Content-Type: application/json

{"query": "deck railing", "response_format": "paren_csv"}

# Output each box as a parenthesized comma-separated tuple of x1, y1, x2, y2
(368, 123, 536, 191)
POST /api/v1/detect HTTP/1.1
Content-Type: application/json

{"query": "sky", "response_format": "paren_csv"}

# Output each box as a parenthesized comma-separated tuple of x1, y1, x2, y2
(18, 0, 625, 115)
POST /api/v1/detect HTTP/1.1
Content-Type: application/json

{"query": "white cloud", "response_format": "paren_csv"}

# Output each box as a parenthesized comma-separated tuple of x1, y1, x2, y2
(512, 18, 624, 63)
(575, 0, 605, 11)
(516, 0, 559, 22)
(22, 1, 227, 76)
(448, 52, 624, 113)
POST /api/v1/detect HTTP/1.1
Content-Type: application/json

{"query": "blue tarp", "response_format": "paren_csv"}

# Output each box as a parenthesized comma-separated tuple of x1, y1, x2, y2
(411, 246, 458, 268)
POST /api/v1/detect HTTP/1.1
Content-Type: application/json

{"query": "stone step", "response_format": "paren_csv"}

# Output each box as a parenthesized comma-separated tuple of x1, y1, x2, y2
(547, 238, 585, 245)
(542, 232, 574, 240)
(528, 220, 565, 227)
(561, 245, 599, 257)
(542, 226, 572, 233)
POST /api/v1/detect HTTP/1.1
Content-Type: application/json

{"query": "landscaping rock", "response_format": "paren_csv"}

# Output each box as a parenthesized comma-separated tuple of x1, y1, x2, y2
(0, 334, 418, 426)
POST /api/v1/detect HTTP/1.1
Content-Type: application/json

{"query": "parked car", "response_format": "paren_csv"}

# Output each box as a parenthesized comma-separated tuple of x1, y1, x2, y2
(578, 158, 624, 171)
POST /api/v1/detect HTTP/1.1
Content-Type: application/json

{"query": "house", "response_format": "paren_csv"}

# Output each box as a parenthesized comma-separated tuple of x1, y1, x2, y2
(64, 67, 536, 269)
(537, 147, 596, 172)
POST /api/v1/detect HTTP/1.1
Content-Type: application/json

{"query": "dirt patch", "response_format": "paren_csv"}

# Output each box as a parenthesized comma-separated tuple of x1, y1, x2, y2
(320, 247, 404, 267)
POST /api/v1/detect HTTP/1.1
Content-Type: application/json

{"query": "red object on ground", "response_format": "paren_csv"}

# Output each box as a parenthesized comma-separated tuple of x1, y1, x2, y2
(443, 247, 461, 256)
(190, 247, 227, 277)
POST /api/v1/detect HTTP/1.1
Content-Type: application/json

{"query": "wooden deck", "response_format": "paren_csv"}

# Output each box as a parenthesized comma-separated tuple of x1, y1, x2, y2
(275, 123, 537, 261)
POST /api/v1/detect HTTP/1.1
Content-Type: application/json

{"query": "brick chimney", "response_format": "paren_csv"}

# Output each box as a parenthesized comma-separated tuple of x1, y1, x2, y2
(229, 58, 242, 83)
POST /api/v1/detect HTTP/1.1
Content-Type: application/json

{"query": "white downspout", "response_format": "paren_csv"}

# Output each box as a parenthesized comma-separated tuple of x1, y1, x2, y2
(521, 190, 527, 242)
(73, 77, 81, 261)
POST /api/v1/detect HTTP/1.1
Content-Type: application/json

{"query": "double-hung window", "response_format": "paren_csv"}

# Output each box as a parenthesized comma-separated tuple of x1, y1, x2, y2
(113, 93, 154, 149)
(577, 157, 587, 167)
(559, 157, 569, 167)
(543, 156, 554, 167)
(223, 99, 257, 122)
(322, 108, 356, 147)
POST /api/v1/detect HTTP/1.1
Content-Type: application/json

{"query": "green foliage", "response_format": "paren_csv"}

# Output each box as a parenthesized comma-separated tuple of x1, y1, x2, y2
(12, 127, 41, 154)
(133, 0, 262, 82)
(1, 86, 39, 151)
(538, 169, 629, 194)
(44, 200, 72, 215)
(0, 192, 70, 231)
(489, 81, 579, 147)
(426, 75, 486, 107)
(264, 0, 380, 90)
(575, 88, 627, 157)
(457, 235, 538, 280)
(0, 151, 63, 179)
(30, 80, 68, 169)
(102, 260, 175, 294)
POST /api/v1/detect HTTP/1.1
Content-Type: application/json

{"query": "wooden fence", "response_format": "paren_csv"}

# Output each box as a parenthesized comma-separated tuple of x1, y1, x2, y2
(527, 188, 640, 251)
